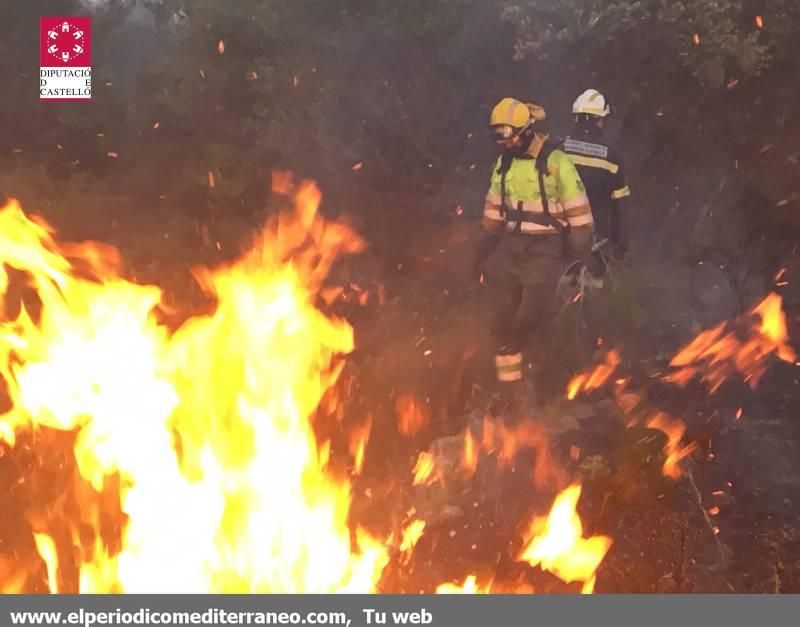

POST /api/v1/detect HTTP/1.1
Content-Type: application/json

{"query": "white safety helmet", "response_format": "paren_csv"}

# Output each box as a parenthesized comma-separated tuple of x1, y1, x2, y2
(572, 89, 611, 118)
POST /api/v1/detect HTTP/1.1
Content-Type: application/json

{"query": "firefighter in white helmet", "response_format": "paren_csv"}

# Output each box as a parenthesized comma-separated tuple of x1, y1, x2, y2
(563, 89, 631, 266)
(473, 97, 596, 415)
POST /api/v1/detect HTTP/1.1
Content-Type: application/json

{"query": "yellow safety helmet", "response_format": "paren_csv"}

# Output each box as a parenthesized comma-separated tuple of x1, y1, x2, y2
(489, 97, 546, 141)
(572, 89, 611, 117)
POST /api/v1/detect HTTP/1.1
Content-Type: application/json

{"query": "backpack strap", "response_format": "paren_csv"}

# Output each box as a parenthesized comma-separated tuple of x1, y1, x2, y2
(496, 152, 514, 220)
(535, 141, 569, 234)
(536, 142, 569, 261)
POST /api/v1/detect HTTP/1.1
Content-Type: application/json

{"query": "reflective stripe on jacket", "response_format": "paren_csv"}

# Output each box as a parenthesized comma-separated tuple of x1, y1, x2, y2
(483, 148, 593, 234)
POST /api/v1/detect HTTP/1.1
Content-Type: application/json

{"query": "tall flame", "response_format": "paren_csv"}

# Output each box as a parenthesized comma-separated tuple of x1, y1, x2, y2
(517, 484, 612, 594)
(0, 174, 390, 592)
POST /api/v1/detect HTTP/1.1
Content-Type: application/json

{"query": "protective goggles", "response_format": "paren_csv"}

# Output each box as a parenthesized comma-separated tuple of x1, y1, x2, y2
(490, 123, 529, 143)
(490, 124, 517, 141)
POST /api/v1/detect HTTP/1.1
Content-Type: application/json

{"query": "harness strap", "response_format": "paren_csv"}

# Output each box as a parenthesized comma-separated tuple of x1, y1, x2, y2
(497, 152, 513, 220)
(536, 142, 570, 259)
(497, 142, 571, 239)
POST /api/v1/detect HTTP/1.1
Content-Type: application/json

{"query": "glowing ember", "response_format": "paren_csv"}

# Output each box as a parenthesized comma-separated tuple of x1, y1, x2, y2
(0, 174, 390, 592)
(517, 484, 612, 594)
(666, 294, 795, 393)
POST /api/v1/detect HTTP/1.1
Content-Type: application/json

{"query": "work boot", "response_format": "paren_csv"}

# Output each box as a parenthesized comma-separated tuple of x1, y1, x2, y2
(493, 350, 544, 420)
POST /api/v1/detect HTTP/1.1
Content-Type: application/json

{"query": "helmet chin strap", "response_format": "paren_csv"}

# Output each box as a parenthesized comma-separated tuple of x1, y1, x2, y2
(507, 126, 536, 157)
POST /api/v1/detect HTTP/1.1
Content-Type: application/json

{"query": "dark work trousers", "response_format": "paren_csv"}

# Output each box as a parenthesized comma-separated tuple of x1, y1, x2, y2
(486, 232, 565, 381)
(591, 200, 623, 276)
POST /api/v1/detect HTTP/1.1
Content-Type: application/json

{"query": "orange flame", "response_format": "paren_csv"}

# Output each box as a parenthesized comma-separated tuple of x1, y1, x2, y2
(0, 172, 638, 593)
(32, 533, 59, 593)
(412, 451, 436, 486)
(398, 519, 426, 566)
(0, 557, 28, 593)
(436, 575, 491, 594)
(517, 484, 612, 593)
(666, 294, 795, 393)
(349, 415, 372, 475)
(0, 175, 391, 592)
(567, 350, 621, 400)
(646, 413, 697, 479)
(396, 394, 427, 436)
(462, 429, 478, 477)
(481, 419, 563, 489)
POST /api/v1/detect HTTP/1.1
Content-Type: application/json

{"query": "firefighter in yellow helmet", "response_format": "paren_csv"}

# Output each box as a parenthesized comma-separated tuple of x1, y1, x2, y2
(473, 97, 596, 414)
